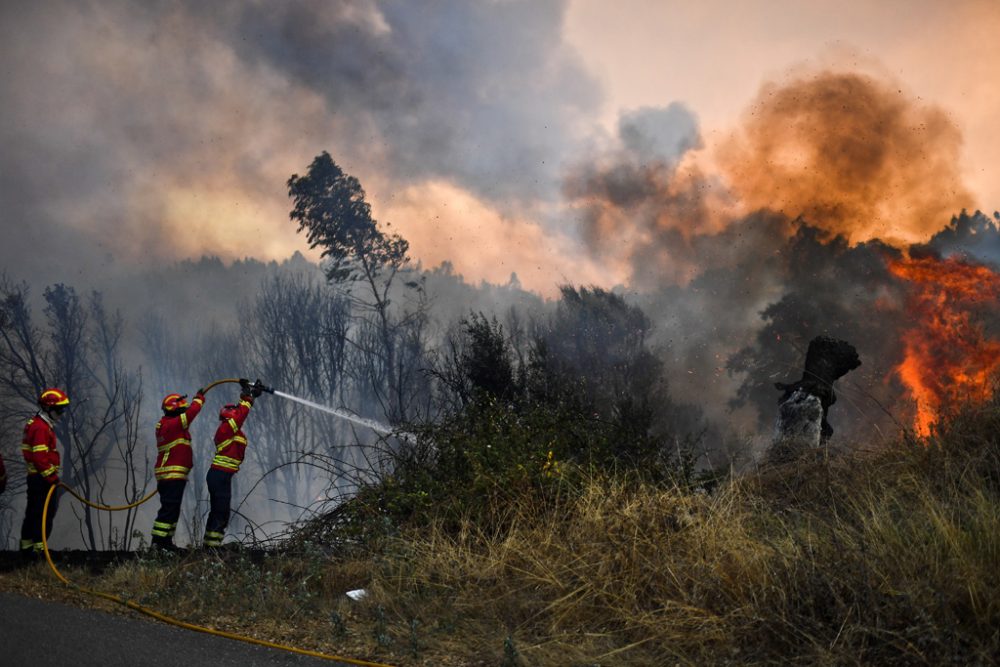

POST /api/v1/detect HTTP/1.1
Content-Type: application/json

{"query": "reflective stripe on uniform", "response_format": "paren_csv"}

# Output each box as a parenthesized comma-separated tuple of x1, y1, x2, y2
(204, 530, 224, 546)
(213, 428, 247, 472)
(156, 436, 191, 453)
(211, 455, 242, 472)
(154, 466, 190, 480)
(216, 435, 247, 451)
(155, 436, 191, 480)
(151, 521, 176, 537)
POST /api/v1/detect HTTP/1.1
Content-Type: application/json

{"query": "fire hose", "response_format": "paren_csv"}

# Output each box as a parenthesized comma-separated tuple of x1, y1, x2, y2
(35, 377, 395, 667)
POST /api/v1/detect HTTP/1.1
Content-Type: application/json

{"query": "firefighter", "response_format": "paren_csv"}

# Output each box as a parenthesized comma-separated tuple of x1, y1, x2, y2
(203, 379, 263, 548)
(20, 388, 69, 557)
(150, 388, 205, 551)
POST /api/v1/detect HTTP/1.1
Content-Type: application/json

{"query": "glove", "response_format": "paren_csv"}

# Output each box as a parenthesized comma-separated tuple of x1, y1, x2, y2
(239, 378, 252, 395)
(251, 379, 264, 398)
(195, 388, 206, 397)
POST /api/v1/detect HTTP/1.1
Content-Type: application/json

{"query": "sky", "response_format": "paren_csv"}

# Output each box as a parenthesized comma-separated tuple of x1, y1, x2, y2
(1, 0, 998, 296)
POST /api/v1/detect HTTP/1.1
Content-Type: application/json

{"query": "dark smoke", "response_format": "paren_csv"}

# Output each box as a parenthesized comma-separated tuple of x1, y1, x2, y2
(211, 0, 600, 203)
(563, 101, 720, 287)
(0, 0, 598, 287)
(565, 70, 987, 447)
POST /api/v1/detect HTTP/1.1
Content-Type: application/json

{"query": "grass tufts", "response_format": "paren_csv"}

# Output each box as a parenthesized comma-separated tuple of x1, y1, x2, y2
(2, 393, 998, 665)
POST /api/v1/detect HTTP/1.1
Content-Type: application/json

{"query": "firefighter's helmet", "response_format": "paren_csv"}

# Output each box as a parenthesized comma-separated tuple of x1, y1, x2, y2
(161, 393, 189, 413)
(39, 388, 70, 409)
(219, 404, 239, 421)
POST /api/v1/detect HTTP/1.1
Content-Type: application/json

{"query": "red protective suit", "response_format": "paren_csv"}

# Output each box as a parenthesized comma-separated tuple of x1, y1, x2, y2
(20, 411, 62, 553)
(21, 413, 60, 483)
(211, 396, 253, 473)
(154, 393, 205, 481)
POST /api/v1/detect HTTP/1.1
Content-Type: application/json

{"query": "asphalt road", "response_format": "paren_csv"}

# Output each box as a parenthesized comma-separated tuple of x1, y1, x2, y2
(0, 592, 363, 667)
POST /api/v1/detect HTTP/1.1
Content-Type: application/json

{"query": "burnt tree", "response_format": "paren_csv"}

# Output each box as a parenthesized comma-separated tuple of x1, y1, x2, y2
(769, 335, 861, 462)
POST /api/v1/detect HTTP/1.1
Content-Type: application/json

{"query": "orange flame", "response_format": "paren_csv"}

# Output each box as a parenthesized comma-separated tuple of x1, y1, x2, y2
(887, 254, 1000, 435)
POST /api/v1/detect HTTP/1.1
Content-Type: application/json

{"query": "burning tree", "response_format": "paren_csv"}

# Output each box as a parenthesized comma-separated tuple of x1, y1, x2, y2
(769, 335, 861, 462)
(887, 251, 1000, 435)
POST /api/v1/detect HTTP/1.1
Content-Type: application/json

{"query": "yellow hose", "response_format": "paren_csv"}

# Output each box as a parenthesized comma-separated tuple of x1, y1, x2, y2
(58, 484, 159, 509)
(37, 377, 396, 667)
(49, 380, 243, 511)
(202, 377, 242, 393)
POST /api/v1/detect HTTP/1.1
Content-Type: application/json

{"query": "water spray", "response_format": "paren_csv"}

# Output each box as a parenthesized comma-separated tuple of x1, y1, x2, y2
(204, 377, 412, 441)
(272, 390, 402, 437)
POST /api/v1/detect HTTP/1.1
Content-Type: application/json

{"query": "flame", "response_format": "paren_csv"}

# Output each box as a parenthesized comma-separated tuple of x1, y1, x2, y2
(887, 254, 1000, 435)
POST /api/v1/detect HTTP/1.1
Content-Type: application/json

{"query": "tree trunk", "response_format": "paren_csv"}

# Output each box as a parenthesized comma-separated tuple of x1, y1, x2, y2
(767, 336, 860, 463)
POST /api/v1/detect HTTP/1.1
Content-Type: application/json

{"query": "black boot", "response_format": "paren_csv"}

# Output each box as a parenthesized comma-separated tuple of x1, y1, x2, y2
(151, 537, 183, 555)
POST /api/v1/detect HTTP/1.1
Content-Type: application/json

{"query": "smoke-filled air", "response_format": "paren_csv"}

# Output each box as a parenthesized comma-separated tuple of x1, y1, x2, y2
(1, 1, 999, 664)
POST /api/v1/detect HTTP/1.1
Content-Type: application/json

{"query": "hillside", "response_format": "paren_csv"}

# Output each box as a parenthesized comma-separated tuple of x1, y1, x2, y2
(2, 391, 997, 666)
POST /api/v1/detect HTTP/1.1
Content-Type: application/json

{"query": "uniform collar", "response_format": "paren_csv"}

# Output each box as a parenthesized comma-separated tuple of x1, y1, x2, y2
(37, 411, 55, 428)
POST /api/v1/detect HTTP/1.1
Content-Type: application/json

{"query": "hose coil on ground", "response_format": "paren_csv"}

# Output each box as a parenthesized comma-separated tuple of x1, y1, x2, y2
(38, 378, 395, 667)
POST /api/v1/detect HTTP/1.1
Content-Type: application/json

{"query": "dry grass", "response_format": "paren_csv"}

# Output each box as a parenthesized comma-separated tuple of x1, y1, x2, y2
(2, 402, 998, 666)
(360, 415, 1000, 665)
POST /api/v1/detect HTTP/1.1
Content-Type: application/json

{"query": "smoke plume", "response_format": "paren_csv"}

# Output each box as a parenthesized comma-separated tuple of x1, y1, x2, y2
(718, 71, 973, 246)
(565, 68, 994, 445)
(0, 0, 598, 292)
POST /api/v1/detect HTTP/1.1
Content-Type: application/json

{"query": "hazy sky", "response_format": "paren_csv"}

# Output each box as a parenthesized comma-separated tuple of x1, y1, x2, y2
(2, 0, 997, 295)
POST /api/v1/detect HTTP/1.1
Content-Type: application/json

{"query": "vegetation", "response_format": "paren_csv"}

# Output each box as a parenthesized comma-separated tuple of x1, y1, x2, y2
(2, 155, 997, 665)
(2, 386, 997, 666)
(339, 293, 704, 537)
(0, 277, 146, 550)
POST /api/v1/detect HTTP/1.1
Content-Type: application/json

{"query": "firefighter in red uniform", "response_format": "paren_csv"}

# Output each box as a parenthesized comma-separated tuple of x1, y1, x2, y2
(150, 388, 205, 551)
(20, 388, 69, 556)
(203, 379, 263, 548)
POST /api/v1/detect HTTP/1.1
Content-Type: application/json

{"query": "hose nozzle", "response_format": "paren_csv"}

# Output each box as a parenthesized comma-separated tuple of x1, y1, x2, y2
(241, 378, 274, 396)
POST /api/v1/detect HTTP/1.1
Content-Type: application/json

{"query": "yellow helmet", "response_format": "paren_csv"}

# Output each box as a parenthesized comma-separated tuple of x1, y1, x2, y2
(39, 388, 70, 409)
(161, 393, 189, 413)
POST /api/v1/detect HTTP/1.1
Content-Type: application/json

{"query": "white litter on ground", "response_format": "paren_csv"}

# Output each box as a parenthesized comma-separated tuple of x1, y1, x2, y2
(345, 588, 367, 601)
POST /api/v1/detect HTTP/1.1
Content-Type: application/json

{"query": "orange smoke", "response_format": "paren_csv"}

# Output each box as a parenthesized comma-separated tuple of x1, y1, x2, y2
(887, 254, 1000, 435)
(719, 71, 973, 246)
